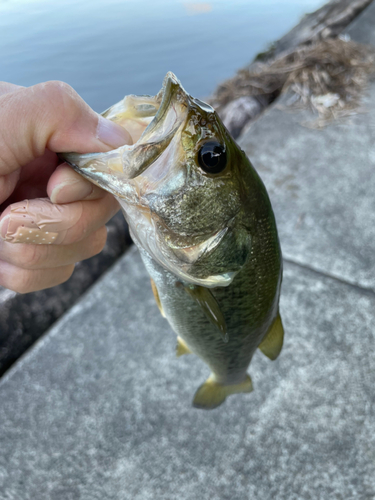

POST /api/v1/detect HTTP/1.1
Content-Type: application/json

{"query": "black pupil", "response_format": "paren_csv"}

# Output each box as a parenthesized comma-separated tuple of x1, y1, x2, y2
(198, 141, 227, 174)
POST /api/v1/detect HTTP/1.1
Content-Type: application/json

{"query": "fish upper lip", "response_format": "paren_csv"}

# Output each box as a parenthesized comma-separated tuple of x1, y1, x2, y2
(121, 73, 186, 180)
(154, 75, 176, 125)
(136, 72, 185, 147)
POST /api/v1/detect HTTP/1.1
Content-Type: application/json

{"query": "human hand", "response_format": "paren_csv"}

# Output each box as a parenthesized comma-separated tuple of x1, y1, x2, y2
(0, 81, 132, 293)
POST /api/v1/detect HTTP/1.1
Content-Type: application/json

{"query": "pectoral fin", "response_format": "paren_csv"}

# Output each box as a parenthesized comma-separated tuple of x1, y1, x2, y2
(176, 336, 192, 357)
(258, 312, 284, 360)
(193, 375, 253, 410)
(150, 279, 165, 318)
(183, 285, 228, 343)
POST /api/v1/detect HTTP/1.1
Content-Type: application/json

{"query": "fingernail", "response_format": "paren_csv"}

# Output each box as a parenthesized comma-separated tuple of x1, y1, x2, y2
(0, 199, 82, 244)
(96, 115, 133, 149)
(50, 178, 93, 204)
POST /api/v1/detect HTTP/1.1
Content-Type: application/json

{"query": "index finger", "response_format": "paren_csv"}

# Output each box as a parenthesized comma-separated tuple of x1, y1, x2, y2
(0, 81, 132, 177)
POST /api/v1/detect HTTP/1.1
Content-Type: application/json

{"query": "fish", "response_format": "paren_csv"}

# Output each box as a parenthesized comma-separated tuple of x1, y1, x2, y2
(61, 72, 284, 410)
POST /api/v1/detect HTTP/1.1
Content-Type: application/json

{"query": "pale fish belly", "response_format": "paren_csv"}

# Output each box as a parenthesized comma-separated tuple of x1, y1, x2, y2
(138, 247, 273, 386)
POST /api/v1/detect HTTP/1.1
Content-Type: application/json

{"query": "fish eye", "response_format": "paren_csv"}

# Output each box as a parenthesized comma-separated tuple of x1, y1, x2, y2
(197, 141, 227, 174)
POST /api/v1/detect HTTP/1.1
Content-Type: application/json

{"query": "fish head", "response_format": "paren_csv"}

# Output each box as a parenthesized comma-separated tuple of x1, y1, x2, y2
(62, 73, 253, 287)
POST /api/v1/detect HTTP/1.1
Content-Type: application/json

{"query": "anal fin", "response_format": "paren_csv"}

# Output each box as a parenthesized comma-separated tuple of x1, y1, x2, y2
(258, 312, 284, 361)
(176, 336, 192, 357)
(193, 374, 253, 410)
(150, 278, 165, 318)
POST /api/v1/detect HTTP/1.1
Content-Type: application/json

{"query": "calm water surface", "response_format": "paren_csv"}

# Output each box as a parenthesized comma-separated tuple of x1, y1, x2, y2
(1, 0, 325, 111)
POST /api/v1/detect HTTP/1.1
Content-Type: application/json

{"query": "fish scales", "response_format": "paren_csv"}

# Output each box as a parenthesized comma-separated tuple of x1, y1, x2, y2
(61, 72, 284, 410)
(141, 236, 280, 384)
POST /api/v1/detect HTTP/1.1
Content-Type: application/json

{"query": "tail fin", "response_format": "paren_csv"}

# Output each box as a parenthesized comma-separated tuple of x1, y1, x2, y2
(192, 375, 253, 410)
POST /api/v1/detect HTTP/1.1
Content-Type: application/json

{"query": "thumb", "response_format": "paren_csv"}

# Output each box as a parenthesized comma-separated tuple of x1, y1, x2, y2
(0, 81, 132, 176)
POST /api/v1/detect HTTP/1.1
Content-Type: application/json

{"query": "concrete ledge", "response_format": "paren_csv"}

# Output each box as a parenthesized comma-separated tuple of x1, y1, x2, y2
(0, 247, 374, 499)
(238, 1, 375, 290)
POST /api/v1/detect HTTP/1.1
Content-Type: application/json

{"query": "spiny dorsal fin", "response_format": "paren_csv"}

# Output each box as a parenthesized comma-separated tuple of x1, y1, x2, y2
(176, 336, 192, 357)
(183, 285, 228, 343)
(150, 279, 165, 318)
(258, 312, 284, 361)
(193, 375, 253, 410)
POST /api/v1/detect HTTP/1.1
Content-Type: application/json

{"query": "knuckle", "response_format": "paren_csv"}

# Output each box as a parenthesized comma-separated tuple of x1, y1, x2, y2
(36, 81, 80, 115)
(63, 197, 117, 245)
(91, 227, 107, 255)
(58, 265, 75, 285)
(58, 203, 86, 245)
(22, 244, 46, 269)
(69, 206, 95, 244)
(68, 218, 89, 244)
(12, 264, 75, 294)
(41, 80, 74, 99)
(12, 269, 36, 294)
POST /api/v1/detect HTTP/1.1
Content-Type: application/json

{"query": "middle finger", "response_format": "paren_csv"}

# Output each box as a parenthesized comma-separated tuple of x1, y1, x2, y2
(0, 195, 119, 245)
(0, 226, 107, 270)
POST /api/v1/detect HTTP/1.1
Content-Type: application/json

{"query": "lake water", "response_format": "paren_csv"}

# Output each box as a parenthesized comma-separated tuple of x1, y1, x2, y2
(1, 0, 326, 111)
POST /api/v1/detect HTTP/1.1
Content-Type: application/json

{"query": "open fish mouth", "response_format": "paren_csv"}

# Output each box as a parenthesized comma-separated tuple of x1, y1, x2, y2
(61, 72, 187, 194)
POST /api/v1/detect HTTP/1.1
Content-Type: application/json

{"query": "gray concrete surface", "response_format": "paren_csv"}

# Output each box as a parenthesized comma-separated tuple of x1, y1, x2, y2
(239, 2, 375, 291)
(1, 247, 375, 500)
(1, 2, 375, 499)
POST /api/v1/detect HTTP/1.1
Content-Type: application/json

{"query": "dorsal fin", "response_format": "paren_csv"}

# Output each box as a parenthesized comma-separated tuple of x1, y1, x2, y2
(183, 285, 228, 343)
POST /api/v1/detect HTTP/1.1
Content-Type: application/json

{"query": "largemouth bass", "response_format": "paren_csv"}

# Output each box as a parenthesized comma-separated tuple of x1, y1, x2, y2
(62, 73, 284, 410)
